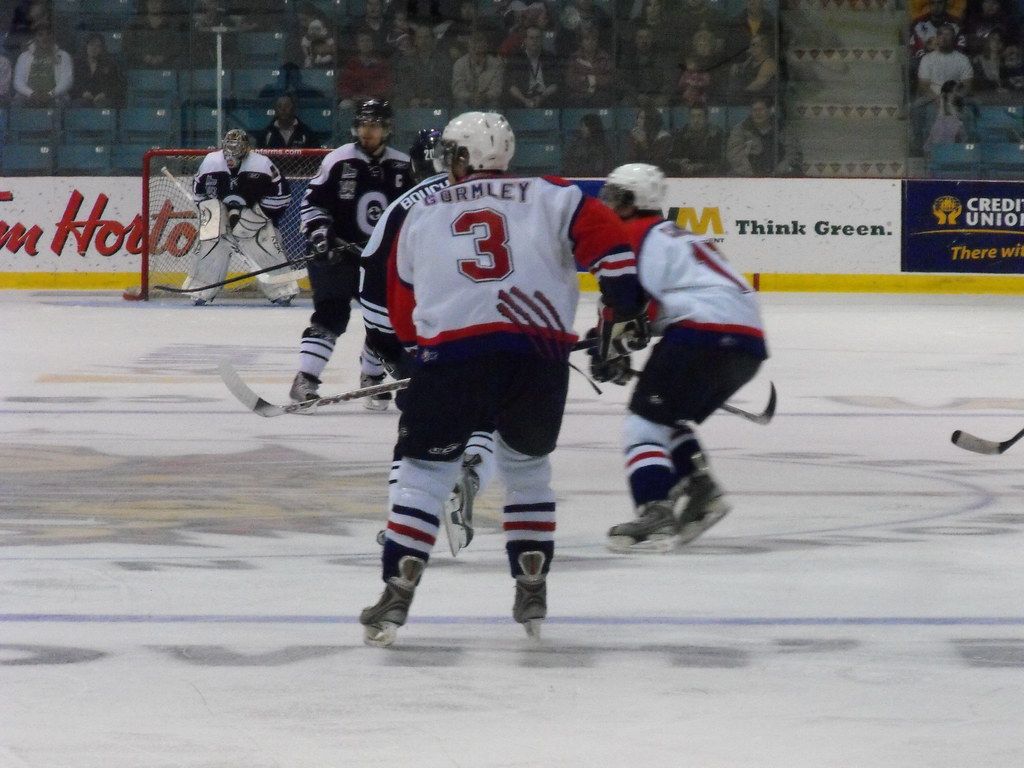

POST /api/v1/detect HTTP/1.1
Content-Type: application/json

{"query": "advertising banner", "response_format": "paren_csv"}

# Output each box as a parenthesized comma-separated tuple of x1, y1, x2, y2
(903, 180, 1024, 273)
(663, 178, 901, 274)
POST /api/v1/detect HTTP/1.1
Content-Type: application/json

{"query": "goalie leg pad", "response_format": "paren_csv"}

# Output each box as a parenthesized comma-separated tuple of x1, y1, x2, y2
(232, 205, 270, 239)
(198, 198, 228, 241)
(182, 239, 232, 303)
(234, 221, 298, 302)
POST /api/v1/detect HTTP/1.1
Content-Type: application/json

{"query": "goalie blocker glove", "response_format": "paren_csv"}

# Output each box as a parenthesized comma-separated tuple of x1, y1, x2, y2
(309, 227, 361, 266)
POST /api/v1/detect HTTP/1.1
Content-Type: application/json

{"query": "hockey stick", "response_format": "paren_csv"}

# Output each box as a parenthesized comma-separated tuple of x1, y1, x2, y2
(153, 256, 311, 294)
(220, 337, 602, 418)
(950, 426, 1024, 455)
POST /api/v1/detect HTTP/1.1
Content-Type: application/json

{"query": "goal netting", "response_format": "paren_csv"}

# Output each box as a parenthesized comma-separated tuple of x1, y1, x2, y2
(138, 148, 329, 300)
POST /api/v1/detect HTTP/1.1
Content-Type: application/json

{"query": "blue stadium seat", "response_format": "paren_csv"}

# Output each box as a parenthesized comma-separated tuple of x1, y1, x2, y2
(0, 108, 7, 136)
(726, 106, 751, 130)
(182, 69, 232, 104)
(111, 144, 156, 175)
(8, 107, 60, 142)
(237, 32, 288, 68)
(303, 105, 335, 137)
(189, 106, 252, 144)
(1, 144, 55, 175)
(126, 69, 179, 107)
(232, 69, 282, 101)
(513, 140, 562, 174)
(57, 143, 112, 175)
(975, 106, 1024, 143)
(298, 68, 337, 100)
(64, 107, 118, 143)
(77, 0, 132, 30)
(231, 106, 274, 136)
(120, 107, 180, 145)
(505, 108, 559, 138)
(929, 143, 981, 179)
(980, 142, 1024, 179)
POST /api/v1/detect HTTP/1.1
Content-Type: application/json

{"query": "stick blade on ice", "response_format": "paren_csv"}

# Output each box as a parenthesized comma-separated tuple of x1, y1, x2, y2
(218, 361, 286, 418)
(950, 426, 1024, 455)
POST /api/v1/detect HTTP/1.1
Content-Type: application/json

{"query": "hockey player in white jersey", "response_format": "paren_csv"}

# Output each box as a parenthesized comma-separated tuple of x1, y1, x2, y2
(359, 127, 496, 555)
(359, 112, 649, 647)
(186, 129, 299, 306)
(592, 163, 769, 553)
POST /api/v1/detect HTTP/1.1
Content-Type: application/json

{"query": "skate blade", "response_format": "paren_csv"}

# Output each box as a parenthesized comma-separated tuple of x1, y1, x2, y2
(363, 398, 390, 412)
(676, 503, 731, 545)
(363, 621, 399, 648)
(606, 533, 677, 554)
(522, 619, 543, 640)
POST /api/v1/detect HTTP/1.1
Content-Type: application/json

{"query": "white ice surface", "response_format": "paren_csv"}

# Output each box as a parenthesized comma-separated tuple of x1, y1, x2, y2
(1, 290, 1022, 768)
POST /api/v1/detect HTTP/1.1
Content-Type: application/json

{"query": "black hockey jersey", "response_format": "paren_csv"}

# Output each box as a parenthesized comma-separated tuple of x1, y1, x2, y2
(192, 150, 291, 225)
(299, 143, 413, 247)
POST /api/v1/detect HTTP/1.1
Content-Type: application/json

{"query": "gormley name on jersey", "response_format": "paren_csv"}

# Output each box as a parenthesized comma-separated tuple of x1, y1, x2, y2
(423, 180, 532, 206)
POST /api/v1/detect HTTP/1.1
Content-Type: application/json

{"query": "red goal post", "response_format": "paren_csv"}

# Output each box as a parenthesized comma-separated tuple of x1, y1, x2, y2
(139, 147, 330, 300)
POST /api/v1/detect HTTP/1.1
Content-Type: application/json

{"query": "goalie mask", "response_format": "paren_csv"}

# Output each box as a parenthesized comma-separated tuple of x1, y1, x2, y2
(600, 163, 667, 213)
(435, 111, 515, 175)
(409, 128, 442, 182)
(222, 129, 251, 170)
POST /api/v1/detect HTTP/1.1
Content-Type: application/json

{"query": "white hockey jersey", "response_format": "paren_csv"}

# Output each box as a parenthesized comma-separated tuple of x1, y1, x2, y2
(628, 216, 767, 359)
(192, 150, 291, 224)
(389, 173, 642, 363)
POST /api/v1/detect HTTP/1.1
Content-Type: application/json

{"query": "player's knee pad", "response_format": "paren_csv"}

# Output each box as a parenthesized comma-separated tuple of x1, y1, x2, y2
(622, 412, 674, 451)
(496, 437, 554, 507)
(394, 457, 462, 516)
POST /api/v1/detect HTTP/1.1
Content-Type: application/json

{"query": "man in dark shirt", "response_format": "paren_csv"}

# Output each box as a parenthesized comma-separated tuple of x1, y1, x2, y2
(257, 94, 320, 148)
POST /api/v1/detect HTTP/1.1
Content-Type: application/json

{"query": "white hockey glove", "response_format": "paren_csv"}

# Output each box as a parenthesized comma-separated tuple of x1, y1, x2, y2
(223, 194, 246, 230)
(310, 227, 361, 266)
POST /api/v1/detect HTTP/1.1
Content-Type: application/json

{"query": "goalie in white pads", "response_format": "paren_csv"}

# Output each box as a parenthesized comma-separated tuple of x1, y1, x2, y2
(186, 129, 300, 306)
(594, 164, 769, 553)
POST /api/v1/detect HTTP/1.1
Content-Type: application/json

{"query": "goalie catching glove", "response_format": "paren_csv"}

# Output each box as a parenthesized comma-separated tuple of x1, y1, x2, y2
(310, 227, 362, 266)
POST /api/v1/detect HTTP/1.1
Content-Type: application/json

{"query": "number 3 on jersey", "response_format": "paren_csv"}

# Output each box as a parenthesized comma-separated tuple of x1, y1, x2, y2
(451, 208, 514, 282)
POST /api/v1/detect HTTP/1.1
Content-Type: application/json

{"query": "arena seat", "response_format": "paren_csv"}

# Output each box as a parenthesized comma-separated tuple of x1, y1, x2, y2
(125, 69, 179, 107)
(1, 144, 55, 175)
(979, 142, 1024, 180)
(57, 143, 112, 175)
(64, 107, 118, 143)
(928, 143, 981, 179)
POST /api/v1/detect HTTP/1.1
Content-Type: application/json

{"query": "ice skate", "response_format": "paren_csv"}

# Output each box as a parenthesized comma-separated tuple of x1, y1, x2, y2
(606, 500, 677, 553)
(361, 372, 391, 411)
(359, 556, 425, 648)
(674, 469, 731, 545)
(513, 551, 547, 639)
(289, 372, 320, 411)
(442, 454, 481, 555)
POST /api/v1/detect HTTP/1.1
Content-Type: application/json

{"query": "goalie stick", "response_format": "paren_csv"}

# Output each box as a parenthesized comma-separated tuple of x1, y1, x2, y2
(950, 426, 1024, 455)
(220, 337, 602, 418)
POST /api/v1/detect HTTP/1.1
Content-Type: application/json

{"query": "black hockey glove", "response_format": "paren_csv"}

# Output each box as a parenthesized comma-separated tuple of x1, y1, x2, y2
(309, 228, 361, 266)
(585, 329, 632, 385)
(597, 304, 650, 363)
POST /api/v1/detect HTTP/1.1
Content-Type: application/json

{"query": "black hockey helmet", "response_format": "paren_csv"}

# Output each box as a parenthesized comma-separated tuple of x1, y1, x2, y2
(409, 128, 442, 182)
(352, 98, 394, 132)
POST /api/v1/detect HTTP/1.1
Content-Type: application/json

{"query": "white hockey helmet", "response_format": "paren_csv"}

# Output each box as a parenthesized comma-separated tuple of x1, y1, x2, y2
(436, 111, 516, 174)
(601, 163, 667, 212)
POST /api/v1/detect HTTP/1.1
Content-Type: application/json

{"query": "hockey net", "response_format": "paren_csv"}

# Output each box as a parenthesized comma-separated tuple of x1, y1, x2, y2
(137, 148, 329, 300)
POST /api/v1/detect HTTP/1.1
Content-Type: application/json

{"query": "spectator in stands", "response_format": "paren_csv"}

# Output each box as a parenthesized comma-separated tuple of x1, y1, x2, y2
(393, 22, 452, 107)
(451, 30, 503, 109)
(999, 42, 1024, 92)
(559, 0, 612, 50)
(962, 0, 1018, 57)
(441, 0, 501, 62)
(562, 111, 613, 176)
(4, 0, 50, 56)
(123, 0, 185, 70)
(917, 23, 974, 96)
(12, 23, 71, 105)
(924, 79, 973, 154)
(405, 0, 445, 22)
(498, 1, 556, 58)
(724, 0, 777, 62)
(192, 0, 241, 66)
(0, 53, 11, 103)
(338, 28, 393, 107)
(564, 23, 615, 107)
(505, 24, 559, 108)
(727, 32, 778, 104)
(617, 25, 670, 107)
(632, 0, 682, 56)
(624, 105, 672, 168)
(258, 94, 320, 148)
(358, 0, 390, 55)
(72, 33, 123, 108)
(385, 7, 414, 56)
(909, 0, 966, 76)
(972, 30, 1005, 93)
(726, 97, 802, 176)
(669, 104, 724, 176)
(300, 16, 336, 68)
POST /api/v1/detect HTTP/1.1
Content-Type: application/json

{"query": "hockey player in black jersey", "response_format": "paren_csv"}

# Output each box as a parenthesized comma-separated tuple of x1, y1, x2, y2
(290, 98, 413, 408)
(187, 129, 299, 306)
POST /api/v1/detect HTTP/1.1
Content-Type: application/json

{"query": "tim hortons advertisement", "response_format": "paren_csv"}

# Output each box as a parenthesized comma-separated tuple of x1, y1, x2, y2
(0, 179, 145, 274)
(903, 180, 1024, 274)
(662, 178, 901, 274)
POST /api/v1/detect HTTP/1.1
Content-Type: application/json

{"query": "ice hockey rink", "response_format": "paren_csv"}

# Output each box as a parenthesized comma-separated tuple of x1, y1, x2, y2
(2, 288, 1022, 768)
